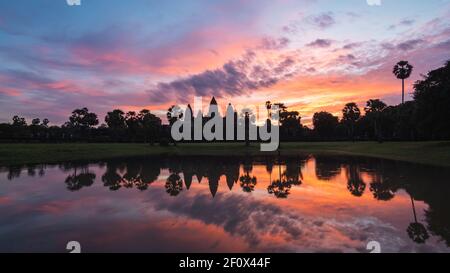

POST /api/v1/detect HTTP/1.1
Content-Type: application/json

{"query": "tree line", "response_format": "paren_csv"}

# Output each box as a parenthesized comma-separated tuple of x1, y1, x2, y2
(1, 60, 449, 143)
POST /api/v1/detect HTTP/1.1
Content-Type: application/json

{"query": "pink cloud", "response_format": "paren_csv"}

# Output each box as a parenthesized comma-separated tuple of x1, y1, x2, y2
(0, 196, 12, 205)
(0, 87, 21, 97)
(67, 23, 261, 77)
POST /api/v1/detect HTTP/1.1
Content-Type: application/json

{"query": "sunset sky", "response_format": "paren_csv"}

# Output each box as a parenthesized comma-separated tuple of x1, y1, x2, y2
(0, 0, 449, 126)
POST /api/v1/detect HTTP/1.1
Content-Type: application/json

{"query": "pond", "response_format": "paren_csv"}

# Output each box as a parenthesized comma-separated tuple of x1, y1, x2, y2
(1, 154, 449, 253)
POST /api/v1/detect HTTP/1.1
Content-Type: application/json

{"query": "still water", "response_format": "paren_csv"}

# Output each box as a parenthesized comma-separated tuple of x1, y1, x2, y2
(1, 154, 449, 253)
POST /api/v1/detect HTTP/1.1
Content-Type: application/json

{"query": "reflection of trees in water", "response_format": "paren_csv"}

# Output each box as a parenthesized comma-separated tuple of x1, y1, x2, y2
(268, 154, 288, 198)
(369, 175, 395, 201)
(407, 196, 429, 244)
(314, 156, 342, 181)
(420, 180, 450, 247)
(407, 223, 429, 244)
(360, 159, 405, 201)
(102, 164, 123, 191)
(339, 157, 450, 245)
(345, 164, 366, 197)
(4, 155, 450, 248)
(27, 165, 45, 177)
(2, 164, 46, 180)
(100, 159, 160, 191)
(267, 155, 306, 199)
(267, 179, 291, 198)
(284, 157, 303, 186)
(138, 164, 160, 190)
(265, 157, 274, 178)
(239, 174, 257, 193)
(4, 165, 25, 180)
(64, 165, 95, 191)
(239, 159, 256, 193)
(426, 204, 450, 247)
(165, 173, 183, 196)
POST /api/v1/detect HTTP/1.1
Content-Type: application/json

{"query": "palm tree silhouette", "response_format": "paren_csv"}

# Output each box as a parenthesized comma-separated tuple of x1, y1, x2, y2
(342, 102, 361, 142)
(407, 196, 429, 244)
(265, 101, 272, 120)
(364, 99, 387, 143)
(393, 61, 413, 104)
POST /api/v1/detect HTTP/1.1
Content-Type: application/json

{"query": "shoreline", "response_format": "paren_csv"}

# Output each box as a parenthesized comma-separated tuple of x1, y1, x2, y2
(1, 142, 450, 167)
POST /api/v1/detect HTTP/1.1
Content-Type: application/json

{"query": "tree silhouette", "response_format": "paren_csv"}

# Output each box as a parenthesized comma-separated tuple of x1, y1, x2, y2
(364, 99, 387, 114)
(12, 115, 26, 126)
(105, 109, 126, 141)
(105, 109, 126, 129)
(167, 105, 183, 146)
(265, 101, 272, 120)
(138, 109, 162, 144)
(413, 60, 450, 140)
(342, 103, 361, 141)
(41, 118, 49, 127)
(31, 118, 40, 126)
(67, 108, 99, 129)
(167, 105, 183, 125)
(313, 112, 339, 140)
(272, 103, 286, 131)
(393, 60, 413, 104)
(364, 99, 387, 142)
(125, 111, 139, 141)
(280, 110, 302, 140)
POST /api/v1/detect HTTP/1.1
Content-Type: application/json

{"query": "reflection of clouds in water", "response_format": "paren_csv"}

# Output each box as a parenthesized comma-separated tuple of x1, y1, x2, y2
(2, 158, 450, 252)
(148, 190, 448, 253)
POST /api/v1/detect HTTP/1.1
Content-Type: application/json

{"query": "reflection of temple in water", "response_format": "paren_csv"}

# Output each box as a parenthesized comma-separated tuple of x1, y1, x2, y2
(2, 154, 450, 247)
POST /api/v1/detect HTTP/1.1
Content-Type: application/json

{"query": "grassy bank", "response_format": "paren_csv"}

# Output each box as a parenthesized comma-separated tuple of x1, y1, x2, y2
(1, 142, 450, 167)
